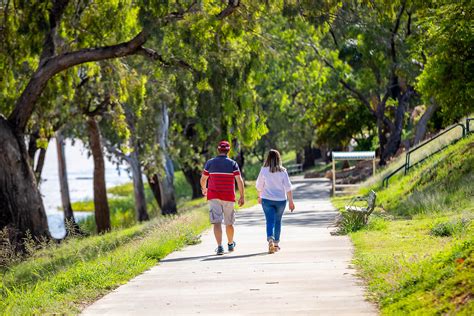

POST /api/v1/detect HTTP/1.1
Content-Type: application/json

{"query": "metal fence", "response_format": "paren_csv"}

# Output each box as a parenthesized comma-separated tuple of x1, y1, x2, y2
(382, 118, 471, 188)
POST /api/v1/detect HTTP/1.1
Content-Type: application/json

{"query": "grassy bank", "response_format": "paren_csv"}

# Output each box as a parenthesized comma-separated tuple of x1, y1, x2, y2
(0, 206, 209, 314)
(332, 134, 474, 314)
(1, 171, 259, 314)
(0, 146, 263, 315)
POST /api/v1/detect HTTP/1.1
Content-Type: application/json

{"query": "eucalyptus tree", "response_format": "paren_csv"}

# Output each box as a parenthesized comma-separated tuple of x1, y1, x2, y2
(282, 0, 423, 164)
(413, 0, 474, 143)
(171, 56, 267, 195)
(0, 0, 241, 241)
(97, 62, 153, 221)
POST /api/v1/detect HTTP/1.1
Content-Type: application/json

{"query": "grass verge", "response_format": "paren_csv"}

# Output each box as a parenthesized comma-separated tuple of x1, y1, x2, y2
(0, 206, 209, 314)
(332, 134, 474, 314)
(0, 175, 260, 315)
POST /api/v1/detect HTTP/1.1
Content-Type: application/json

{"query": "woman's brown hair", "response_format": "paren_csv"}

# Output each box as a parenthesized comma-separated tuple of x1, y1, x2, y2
(264, 149, 284, 173)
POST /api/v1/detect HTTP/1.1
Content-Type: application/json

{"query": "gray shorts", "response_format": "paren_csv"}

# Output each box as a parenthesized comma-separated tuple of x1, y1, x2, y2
(208, 199, 235, 225)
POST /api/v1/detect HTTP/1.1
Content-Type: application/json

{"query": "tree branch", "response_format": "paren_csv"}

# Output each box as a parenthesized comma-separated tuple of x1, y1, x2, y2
(216, 0, 240, 19)
(85, 96, 112, 117)
(8, 31, 147, 133)
(39, 0, 70, 66)
(8, 0, 241, 134)
(308, 42, 374, 115)
(104, 141, 129, 162)
(137, 47, 195, 72)
(390, 0, 406, 64)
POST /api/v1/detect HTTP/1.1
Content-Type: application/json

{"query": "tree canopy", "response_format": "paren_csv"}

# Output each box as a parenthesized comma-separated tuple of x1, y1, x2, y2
(1, 0, 473, 240)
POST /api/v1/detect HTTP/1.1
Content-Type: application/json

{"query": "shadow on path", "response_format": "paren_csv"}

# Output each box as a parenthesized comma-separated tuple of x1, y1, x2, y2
(237, 210, 335, 228)
(202, 252, 268, 261)
(291, 180, 331, 201)
(160, 252, 268, 263)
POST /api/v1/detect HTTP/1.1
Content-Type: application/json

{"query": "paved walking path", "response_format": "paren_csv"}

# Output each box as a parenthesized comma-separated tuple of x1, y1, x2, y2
(82, 178, 377, 315)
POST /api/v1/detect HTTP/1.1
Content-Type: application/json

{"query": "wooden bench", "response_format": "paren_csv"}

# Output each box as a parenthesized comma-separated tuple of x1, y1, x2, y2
(344, 190, 377, 224)
(286, 163, 303, 175)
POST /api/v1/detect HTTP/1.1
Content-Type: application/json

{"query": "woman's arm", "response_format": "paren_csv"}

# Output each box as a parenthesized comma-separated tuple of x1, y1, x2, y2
(256, 168, 265, 204)
(287, 191, 295, 212)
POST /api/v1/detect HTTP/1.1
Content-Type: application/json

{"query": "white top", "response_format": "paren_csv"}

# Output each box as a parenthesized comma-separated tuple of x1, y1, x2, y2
(256, 167, 293, 201)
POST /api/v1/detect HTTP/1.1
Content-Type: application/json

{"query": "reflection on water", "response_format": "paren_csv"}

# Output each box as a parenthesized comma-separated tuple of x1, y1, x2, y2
(40, 138, 130, 238)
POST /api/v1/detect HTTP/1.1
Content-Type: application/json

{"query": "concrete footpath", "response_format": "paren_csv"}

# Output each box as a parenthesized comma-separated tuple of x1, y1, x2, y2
(82, 178, 377, 315)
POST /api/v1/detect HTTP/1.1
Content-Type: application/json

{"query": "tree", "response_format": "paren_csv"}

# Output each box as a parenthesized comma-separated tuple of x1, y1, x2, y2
(0, 0, 241, 241)
(55, 129, 82, 235)
(414, 0, 474, 140)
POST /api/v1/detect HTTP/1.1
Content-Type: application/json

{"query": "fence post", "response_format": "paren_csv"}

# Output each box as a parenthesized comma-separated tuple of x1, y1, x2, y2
(332, 156, 336, 196)
(404, 152, 409, 175)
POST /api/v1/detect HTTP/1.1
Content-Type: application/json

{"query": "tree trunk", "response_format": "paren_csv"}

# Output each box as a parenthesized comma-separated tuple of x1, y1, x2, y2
(147, 174, 162, 207)
(128, 150, 149, 221)
(158, 156, 177, 215)
(158, 105, 177, 215)
(27, 132, 39, 167)
(296, 151, 304, 164)
(235, 149, 245, 178)
(302, 144, 317, 169)
(0, 117, 51, 242)
(413, 100, 439, 145)
(123, 107, 149, 222)
(183, 167, 203, 199)
(376, 114, 388, 166)
(86, 117, 111, 233)
(147, 171, 177, 215)
(150, 104, 177, 215)
(27, 132, 48, 185)
(35, 146, 47, 182)
(382, 89, 414, 163)
(55, 131, 82, 235)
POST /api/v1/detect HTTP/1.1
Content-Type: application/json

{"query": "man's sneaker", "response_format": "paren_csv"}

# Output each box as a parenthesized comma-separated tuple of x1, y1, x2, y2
(216, 245, 225, 255)
(228, 241, 236, 252)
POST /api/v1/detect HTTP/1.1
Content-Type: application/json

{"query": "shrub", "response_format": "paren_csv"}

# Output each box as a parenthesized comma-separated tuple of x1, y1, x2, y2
(332, 211, 367, 235)
(430, 218, 471, 237)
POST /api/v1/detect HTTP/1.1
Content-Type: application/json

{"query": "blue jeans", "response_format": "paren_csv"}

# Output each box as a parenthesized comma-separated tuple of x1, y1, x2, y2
(261, 198, 286, 242)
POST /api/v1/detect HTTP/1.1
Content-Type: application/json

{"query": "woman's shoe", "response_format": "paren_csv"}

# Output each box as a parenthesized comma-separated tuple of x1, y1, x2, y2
(274, 244, 280, 252)
(268, 240, 276, 254)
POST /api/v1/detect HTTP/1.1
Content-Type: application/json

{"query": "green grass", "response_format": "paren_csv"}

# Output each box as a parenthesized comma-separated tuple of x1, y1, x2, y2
(361, 122, 466, 188)
(72, 171, 192, 233)
(0, 205, 210, 314)
(332, 134, 474, 314)
(0, 168, 261, 315)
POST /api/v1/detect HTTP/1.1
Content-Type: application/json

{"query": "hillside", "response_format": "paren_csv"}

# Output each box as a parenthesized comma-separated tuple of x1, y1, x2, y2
(333, 134, 474, 315)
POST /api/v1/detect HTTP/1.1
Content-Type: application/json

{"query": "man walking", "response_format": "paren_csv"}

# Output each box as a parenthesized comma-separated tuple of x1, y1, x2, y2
(201, 141, 245, 255)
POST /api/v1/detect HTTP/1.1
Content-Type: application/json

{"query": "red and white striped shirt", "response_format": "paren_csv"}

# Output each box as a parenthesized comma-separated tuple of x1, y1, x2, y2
(203, 155, 241, 202)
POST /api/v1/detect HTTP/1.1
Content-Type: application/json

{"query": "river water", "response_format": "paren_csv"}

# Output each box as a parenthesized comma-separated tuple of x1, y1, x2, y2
(40, 139, 130, 239)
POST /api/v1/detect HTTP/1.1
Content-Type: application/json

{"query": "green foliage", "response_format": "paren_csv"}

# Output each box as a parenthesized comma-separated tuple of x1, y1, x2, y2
(430, 218, 471, 237)
(415, 1, 474, 124)
(334, 211, 367, 235)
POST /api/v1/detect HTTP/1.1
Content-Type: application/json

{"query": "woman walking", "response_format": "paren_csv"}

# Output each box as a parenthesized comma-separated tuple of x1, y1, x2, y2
(256, 149, 295, 254)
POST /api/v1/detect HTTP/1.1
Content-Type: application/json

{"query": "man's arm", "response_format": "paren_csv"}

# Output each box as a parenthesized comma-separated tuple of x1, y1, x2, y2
(235, 175, 245, 206)
(200, 175, 209, 196)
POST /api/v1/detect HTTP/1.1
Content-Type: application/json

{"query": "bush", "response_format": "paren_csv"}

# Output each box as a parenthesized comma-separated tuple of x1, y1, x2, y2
(332, 211, 367, 235)
(430, 218, 471, 237)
